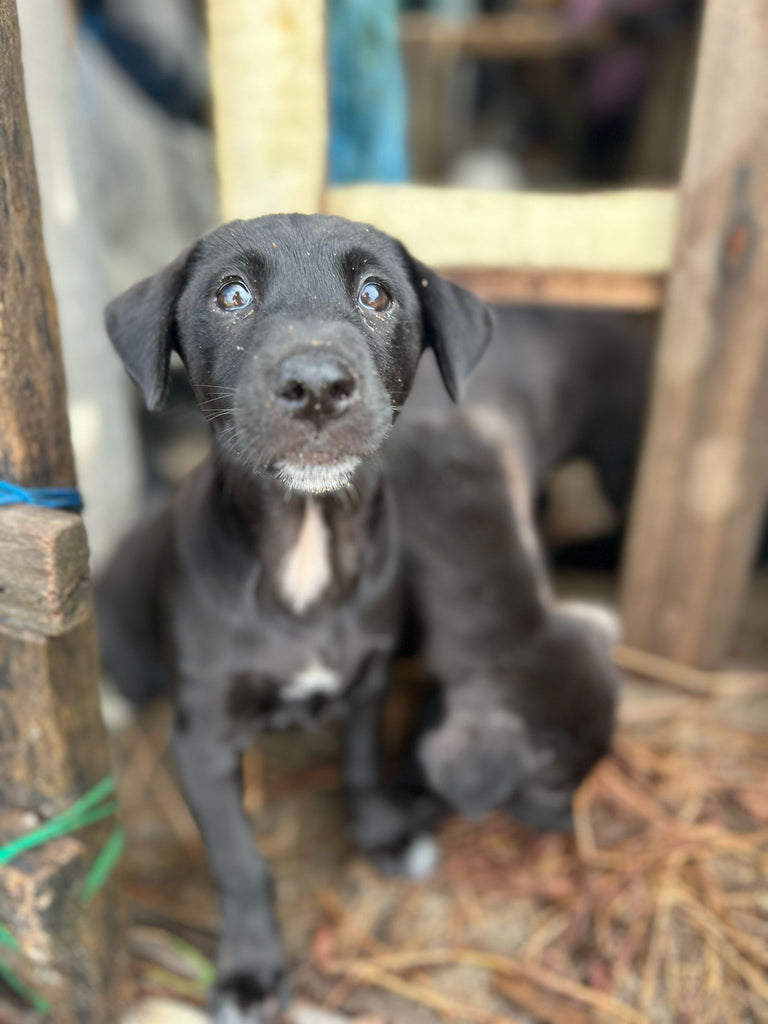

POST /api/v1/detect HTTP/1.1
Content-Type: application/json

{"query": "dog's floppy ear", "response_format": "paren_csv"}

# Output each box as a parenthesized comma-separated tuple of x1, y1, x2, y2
(104, 244, 195, 411)
(408, 256, 495, 401)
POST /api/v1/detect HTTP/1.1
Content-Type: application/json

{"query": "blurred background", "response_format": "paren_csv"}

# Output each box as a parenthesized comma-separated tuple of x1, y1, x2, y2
(19, 0, 702, 567)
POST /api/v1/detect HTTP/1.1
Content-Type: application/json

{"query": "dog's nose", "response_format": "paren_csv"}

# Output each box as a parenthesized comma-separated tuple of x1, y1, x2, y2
(274, 352, 357, 422)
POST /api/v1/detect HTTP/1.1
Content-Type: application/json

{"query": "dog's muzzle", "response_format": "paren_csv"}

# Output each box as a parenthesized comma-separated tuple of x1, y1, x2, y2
(272, 350, 358, 427)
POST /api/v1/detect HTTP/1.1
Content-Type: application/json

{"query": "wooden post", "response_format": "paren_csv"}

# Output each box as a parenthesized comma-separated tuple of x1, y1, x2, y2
(620, 0, 768, 668)
(0, 0, 130, 1016)
(206, 0, 328, 220)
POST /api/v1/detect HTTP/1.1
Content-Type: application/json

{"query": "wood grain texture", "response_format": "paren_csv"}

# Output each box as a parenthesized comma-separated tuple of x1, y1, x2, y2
(0, 0, 76, 489)
(0, 506, 90, 635)
(0, 3, 130, 1013)
(326, 184, 677, 273)
(207, 0, 327, 220)
(620, 0, 768, 668)
(0, 618, 109, 818)
(0, 809, 131, 1023)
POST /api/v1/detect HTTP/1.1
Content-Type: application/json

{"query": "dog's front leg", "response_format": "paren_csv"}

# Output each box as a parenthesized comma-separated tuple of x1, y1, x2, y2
(344, 656, 440, 879)
(173, 716, 288, 1023)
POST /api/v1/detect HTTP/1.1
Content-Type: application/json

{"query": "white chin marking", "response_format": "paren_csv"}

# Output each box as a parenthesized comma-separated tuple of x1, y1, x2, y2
(274, 457, 360, 494)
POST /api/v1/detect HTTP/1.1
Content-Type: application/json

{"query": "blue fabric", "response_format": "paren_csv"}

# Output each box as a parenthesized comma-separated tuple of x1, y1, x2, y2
(0, 481, 83, 512)
(328, 0, 410, 184)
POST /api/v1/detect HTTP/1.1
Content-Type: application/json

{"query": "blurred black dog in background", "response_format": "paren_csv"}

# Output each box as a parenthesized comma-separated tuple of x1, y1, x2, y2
(388, 307, 646, 828)
(391, 405, 620, 829)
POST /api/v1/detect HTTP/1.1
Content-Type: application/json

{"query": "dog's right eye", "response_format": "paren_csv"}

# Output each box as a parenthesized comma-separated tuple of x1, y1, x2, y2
(216, 279, 253, 310)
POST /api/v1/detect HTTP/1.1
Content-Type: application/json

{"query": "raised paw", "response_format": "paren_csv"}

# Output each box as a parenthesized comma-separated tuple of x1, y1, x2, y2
(211, 967, 290, 1024)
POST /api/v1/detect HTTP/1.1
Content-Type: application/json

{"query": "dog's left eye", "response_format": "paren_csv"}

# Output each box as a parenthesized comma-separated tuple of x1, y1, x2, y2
(358, 280, 391, 312)
(216, 279, 253, 310)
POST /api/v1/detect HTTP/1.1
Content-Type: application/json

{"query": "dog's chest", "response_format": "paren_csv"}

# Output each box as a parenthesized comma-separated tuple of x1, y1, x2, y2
(226, 650, 354, 733)
(275, 499, 333, 614)
(179, 489, 396, 732)
(222, 573, 392, 734)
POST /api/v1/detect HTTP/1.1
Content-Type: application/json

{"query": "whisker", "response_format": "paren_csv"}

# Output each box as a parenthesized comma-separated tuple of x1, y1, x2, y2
(196, 398, 231, 408)
(203, 409, 236, 422)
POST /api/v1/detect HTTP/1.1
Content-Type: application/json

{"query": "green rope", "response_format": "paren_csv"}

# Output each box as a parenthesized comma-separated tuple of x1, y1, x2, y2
(0, 958, 51, 1014)
(0, 776, 117, 866)
(0, 776, 122, 1013)
(80, 823, 125, 904)
(0, 925, 19, 952)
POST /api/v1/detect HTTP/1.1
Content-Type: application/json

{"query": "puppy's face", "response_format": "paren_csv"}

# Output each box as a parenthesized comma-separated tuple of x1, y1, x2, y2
(106, 214, 493, 493)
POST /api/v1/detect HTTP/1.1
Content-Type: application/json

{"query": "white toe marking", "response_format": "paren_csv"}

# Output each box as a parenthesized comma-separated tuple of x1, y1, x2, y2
(558, 600, 622, 646)
(277, 499, 332, 614)
(283, 660, 341, 702)
(121, 997, 207, 1023)
(403, 834, 439, 880)
(215, 1000, 245, 1024)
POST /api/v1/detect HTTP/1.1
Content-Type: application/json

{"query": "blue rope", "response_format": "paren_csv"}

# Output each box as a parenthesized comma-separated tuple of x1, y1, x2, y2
(0, 481, 83, 512)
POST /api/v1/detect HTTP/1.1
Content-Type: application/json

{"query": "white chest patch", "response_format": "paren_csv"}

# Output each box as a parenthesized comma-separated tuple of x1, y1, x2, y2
(283, 660, 342, 702)
(277, 499, 332, 614)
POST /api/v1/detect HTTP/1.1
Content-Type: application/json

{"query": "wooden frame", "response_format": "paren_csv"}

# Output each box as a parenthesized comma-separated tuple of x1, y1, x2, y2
(206, 0, 766, 671)
(619, 0, 768, 668)
(325, 185, 676, 273)
(399, 9, 616, 60)
(0, 0, 129, 1013)
(207, 0, 676, 310)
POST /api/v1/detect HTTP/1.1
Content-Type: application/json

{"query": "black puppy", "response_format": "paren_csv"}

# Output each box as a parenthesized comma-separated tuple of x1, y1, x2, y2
(404, 304, 650, 515)
(389, 400, 621, 830)
(97, 214, 492, 1022)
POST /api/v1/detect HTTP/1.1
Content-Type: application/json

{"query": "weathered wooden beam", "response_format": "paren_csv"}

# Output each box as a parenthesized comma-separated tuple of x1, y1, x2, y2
(0, 5, 75, 491)
(620, 0, 768, 668)
(442, 267, 665, 311)
(400, 10, 615, 60)
(0, 0, 130, 1016)
(207, 0, 327, 220)
(0, 610, 110, 818)
(0, 810, 127, 1021)
(0, 506, 90, 636)
(325, 184, 677, 274)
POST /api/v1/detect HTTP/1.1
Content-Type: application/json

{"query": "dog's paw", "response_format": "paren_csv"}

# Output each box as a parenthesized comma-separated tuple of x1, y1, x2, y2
(349, 792, 443, 879)
(368, 832, 440, 880)
(210, 968, 289, 1024)
(419, 707, 546, 819)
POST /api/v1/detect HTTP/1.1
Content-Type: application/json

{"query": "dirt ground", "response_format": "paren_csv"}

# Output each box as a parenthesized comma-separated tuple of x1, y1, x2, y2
(95, 569, 768, 1024)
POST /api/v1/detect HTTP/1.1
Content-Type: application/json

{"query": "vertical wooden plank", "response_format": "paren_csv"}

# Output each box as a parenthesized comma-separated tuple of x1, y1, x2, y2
(0, 1, 130, 1016)
(620, 0, 768, 668)
(0, 0, 76, 490)
(207, 0, 328, 220)
(17, 0, 145, 565)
